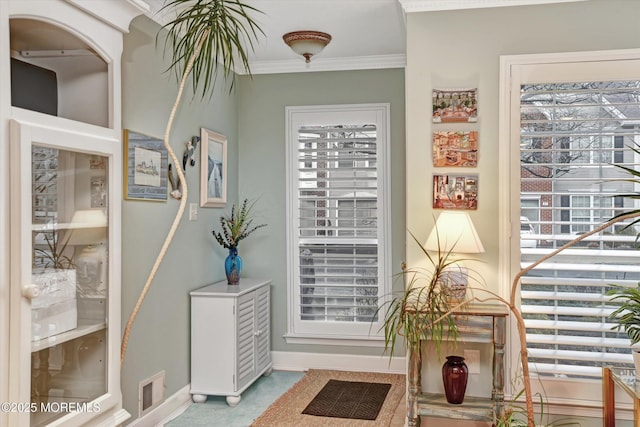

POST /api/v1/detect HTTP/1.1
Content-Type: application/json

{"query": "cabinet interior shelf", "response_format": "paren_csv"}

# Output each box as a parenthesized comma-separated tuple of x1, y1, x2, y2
(31, 321, 106, 352)
(32, 222, 106, 232)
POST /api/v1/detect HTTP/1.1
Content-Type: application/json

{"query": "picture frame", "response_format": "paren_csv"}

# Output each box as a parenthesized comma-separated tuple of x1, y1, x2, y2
(432, 131, 478, 167)
(432, 88, 478, 123)
(433, 174, 478, 210)
(200, 128, 227, 207)
(123, 129, 168, 201)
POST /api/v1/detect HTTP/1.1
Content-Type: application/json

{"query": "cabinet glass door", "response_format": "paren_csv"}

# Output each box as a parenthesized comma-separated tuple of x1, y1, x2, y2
(30, 147, 108, 425)
(10, 120, 114, 426)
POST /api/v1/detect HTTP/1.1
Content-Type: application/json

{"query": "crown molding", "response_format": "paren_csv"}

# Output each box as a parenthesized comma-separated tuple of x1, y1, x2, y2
(398, 0, 589, 13)
(66, 0, 150, 32)
(243, 54, 406, 75)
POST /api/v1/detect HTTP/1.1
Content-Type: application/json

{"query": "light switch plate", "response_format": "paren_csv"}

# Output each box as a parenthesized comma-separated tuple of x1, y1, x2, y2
(189, 203, 198, 221)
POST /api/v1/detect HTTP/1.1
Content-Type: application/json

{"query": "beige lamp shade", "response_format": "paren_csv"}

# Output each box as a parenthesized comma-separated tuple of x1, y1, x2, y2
(283, 31, 332, 63)
(424, 211, 484, 254)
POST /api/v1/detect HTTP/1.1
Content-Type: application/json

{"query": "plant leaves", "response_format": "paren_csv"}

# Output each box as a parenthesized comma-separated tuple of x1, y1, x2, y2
(158, 0, 265, 97)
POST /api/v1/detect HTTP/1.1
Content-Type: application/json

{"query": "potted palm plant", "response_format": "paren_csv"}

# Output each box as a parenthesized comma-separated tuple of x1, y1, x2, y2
(607, 285, 640, 373)
(605, 143, 640, 374)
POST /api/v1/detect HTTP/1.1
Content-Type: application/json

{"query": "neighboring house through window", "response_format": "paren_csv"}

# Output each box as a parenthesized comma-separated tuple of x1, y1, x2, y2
(285, 104, 391, 342)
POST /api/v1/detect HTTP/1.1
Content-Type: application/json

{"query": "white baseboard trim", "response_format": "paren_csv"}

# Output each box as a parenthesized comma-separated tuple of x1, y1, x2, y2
(271, 350, 406, 374)
(127, 384, 192, 427)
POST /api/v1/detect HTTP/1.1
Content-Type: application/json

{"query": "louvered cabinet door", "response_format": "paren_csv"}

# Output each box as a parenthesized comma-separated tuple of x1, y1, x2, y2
(254, 285, 271, 373)
(235, 291, 257, 391)
(190, 279, 272, 406)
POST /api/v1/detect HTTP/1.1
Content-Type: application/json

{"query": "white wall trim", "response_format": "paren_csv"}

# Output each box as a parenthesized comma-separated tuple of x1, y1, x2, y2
(128, 384, 192, 427)
(398, 0, 589, 13)
(245, 54, 406, 75)
(271, 350, 406, 374)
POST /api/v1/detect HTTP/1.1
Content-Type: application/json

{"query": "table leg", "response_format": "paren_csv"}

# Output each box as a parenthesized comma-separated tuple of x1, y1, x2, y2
(634, 397, 640, 427)
(407, 344, 422, 427)
(603, 367, 615, 427)
(492, 316, 506, 422)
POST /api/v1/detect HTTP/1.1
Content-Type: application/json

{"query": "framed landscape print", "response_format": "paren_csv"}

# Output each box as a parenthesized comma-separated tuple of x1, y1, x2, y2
(432, 88, 478, 123)
(123, 129, 168, 201)
(432, 131, 478, 167)
(200, 128, 227, 208)
(433, 174, 478, 210)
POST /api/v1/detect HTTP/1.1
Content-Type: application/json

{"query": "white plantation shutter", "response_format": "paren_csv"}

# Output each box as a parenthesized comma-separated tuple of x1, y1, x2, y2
(286, 104, 390, 339)
(513, 59, 640, 381)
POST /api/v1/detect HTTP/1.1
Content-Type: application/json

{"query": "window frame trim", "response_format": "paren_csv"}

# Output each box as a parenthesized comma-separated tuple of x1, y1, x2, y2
(284, 103, 392, 342)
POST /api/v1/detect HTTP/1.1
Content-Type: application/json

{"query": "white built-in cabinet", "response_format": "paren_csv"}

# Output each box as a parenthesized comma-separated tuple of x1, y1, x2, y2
(190, 279, 272, 406)
(0, 1, 146, 426)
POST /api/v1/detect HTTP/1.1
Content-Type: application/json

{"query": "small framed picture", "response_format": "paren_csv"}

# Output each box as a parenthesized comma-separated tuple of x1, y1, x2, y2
(200, 128, 227, 208)
(123, 130, 168, 201)
(433, 131, 478, 167)
(433, 174, 478, 210)
(432, 88, 478, 123)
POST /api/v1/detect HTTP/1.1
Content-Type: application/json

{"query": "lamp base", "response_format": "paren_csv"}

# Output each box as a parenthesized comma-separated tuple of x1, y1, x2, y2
(440, 265, 468, 302)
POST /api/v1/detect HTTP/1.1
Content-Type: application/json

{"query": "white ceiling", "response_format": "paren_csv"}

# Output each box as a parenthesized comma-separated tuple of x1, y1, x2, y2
(143, 0, 589, 74)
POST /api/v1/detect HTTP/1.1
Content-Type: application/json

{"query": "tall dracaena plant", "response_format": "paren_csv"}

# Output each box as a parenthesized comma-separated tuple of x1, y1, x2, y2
(121, 0, 263, 365)
(160, 0, 263, 95)
(381, 230, 482, 360)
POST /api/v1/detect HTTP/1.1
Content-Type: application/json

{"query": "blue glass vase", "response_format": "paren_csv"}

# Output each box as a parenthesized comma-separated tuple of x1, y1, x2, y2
(225, 246, 242, 285)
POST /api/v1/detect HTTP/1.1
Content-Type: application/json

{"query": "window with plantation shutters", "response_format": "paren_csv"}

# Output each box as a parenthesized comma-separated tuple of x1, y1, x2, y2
(502, 52, 640, 402)
(285, 104, 391, 340)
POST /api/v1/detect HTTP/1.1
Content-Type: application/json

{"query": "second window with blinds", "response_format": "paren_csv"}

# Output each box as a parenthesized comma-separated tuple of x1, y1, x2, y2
(501, 51, 640, 404)
(284, 104, 391, 343)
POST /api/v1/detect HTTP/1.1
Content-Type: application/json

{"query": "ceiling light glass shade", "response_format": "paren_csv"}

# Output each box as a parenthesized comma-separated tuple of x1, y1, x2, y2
(424, 211, 484, 254)
(283, 31, 332, 63)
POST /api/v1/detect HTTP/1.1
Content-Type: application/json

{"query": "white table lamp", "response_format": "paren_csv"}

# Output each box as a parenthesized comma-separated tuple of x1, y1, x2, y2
(424, 211, 484, 298)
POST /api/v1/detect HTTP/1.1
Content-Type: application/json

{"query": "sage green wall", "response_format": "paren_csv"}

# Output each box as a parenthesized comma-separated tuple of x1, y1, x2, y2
(405, 0, 640, 424)
(121, 15, 239, 421)
(236, 69, 406, 356)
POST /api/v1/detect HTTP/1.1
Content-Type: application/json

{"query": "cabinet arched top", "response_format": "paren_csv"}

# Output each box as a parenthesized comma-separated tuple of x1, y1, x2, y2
(10, 16, 112, 65)
(5, 0, 147, 129)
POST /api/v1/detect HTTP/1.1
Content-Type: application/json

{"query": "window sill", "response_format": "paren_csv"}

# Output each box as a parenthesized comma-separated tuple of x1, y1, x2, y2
(283, 333, 386, 347)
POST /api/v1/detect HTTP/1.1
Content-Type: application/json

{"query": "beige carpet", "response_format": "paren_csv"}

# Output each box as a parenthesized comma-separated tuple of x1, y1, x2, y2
(252, 369, 405, 427)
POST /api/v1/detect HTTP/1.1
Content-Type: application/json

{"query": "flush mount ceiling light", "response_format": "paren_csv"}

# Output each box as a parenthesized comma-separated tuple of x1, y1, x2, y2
(282, 31, 332, 63)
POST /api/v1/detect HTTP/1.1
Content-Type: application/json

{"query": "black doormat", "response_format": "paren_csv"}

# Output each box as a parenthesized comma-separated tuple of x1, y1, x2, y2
(301, 379, 391, 421)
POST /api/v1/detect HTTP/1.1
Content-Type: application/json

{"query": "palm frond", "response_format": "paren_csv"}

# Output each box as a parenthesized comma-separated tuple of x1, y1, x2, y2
(377, 228, 485, 360)
(607, 284, 640, 345)
(158, 0, 264, 96)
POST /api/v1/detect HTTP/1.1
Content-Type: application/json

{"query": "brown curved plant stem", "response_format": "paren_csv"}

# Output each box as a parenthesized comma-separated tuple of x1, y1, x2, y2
(507, 211, 640, 426)
(120, 29, 210, 366)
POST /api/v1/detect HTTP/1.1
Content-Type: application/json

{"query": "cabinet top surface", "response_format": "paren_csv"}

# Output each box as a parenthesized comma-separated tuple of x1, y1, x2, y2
(191, 278, 271, 297)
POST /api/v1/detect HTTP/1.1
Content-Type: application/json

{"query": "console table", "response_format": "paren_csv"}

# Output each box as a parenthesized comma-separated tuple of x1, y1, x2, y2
(407, 303, 509, 427)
